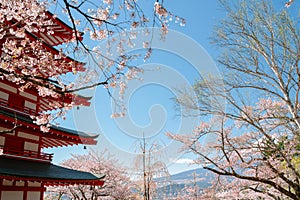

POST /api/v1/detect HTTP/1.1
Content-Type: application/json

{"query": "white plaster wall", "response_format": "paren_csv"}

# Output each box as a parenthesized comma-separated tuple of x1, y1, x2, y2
(15, 181, 25, 187)
(2, 180, 13, 186)
(20, 92, 37, 101)
(24, 101, 36, 110)
(28, 182, 41, 187)
(18, 132, 39, 141)
(27, 192, 40, 200)
(1, 191, 23, 200)
(0, 83, 17, 93)
(0, 136, 5, 146)
(24, 142, 38, 152)
(0, 91, 8, 100)
(0, 127, 14, 136)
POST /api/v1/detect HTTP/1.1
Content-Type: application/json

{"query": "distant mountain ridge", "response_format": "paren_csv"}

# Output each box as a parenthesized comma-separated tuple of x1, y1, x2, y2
(154, 167, 214, 198)
(170, 168, 211, 182)
(157, 167, 213, 184)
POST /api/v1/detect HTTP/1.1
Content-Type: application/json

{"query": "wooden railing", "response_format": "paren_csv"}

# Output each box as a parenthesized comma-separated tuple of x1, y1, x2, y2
(0, 98, 36, 116)
(0, 145, 53, 162)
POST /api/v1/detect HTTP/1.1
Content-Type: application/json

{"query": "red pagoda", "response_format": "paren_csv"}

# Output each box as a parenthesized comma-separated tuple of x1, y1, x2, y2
(0, 11, 104, 200)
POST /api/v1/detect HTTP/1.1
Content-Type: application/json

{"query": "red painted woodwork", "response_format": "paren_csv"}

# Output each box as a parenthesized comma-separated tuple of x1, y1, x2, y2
(8, 94, 24, 112)
(0, 29, 85, 77)
(0, 176, 104, 187)
(0, 186, 45, 192)
(0, 117, 97, 147)
(0, 98, 35, 116)
(0, 10, 103, 200)
(4, 138, 24, 153)
(39, 185, 43, 200)
(0, 145, 53, 162)
(0, 78, 90, 114)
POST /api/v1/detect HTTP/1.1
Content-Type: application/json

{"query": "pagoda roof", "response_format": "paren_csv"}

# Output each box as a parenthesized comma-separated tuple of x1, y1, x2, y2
(0, 78, 91, 111)
(0, 108, 98, 148)
(24, 30, 86, 73)
(41, 11, 83, 46)
(0, 157, 104, 186)
(0, 30, 86, 76)
(1, 11, 86, 78)
(51, 125, 98, 140)
(8, 11, 82, 47)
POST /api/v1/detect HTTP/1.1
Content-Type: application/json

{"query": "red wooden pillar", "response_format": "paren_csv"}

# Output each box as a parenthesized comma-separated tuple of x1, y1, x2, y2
(40, 183, 44, 200)
(0, 179, 2, 200)
(23, 181, 28, 200)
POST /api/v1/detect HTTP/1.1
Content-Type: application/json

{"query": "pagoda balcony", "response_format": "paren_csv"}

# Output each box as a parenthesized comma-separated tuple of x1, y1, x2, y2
(0, 145, 53, 162)
(0, 98, 36, 116)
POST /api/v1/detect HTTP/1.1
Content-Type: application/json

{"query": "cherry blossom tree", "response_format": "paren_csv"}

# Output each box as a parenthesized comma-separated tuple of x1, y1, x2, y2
(285, 0, 295, 8)
(168, 0, 300, 199)
(45, 150, 136, 200)
(0, 0, 183, 129)
(174, 172, 203, 200)
(134, 138, 170, 200)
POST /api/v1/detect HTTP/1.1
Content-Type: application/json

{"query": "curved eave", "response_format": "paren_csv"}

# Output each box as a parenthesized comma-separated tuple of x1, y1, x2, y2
(1, 20, 86, 75)
(0, 79, 91, 114)
(39, 11, 84, 46)
(39, 93, 91, 113)
(0, 108, 99, 148)
(0, 157, 105, 186)
(72, 94, 93, 106)
(24, 31, 86, 73)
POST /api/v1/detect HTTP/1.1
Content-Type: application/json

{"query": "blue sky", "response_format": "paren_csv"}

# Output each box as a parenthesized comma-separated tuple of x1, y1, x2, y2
(46, 0, 297, 175)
